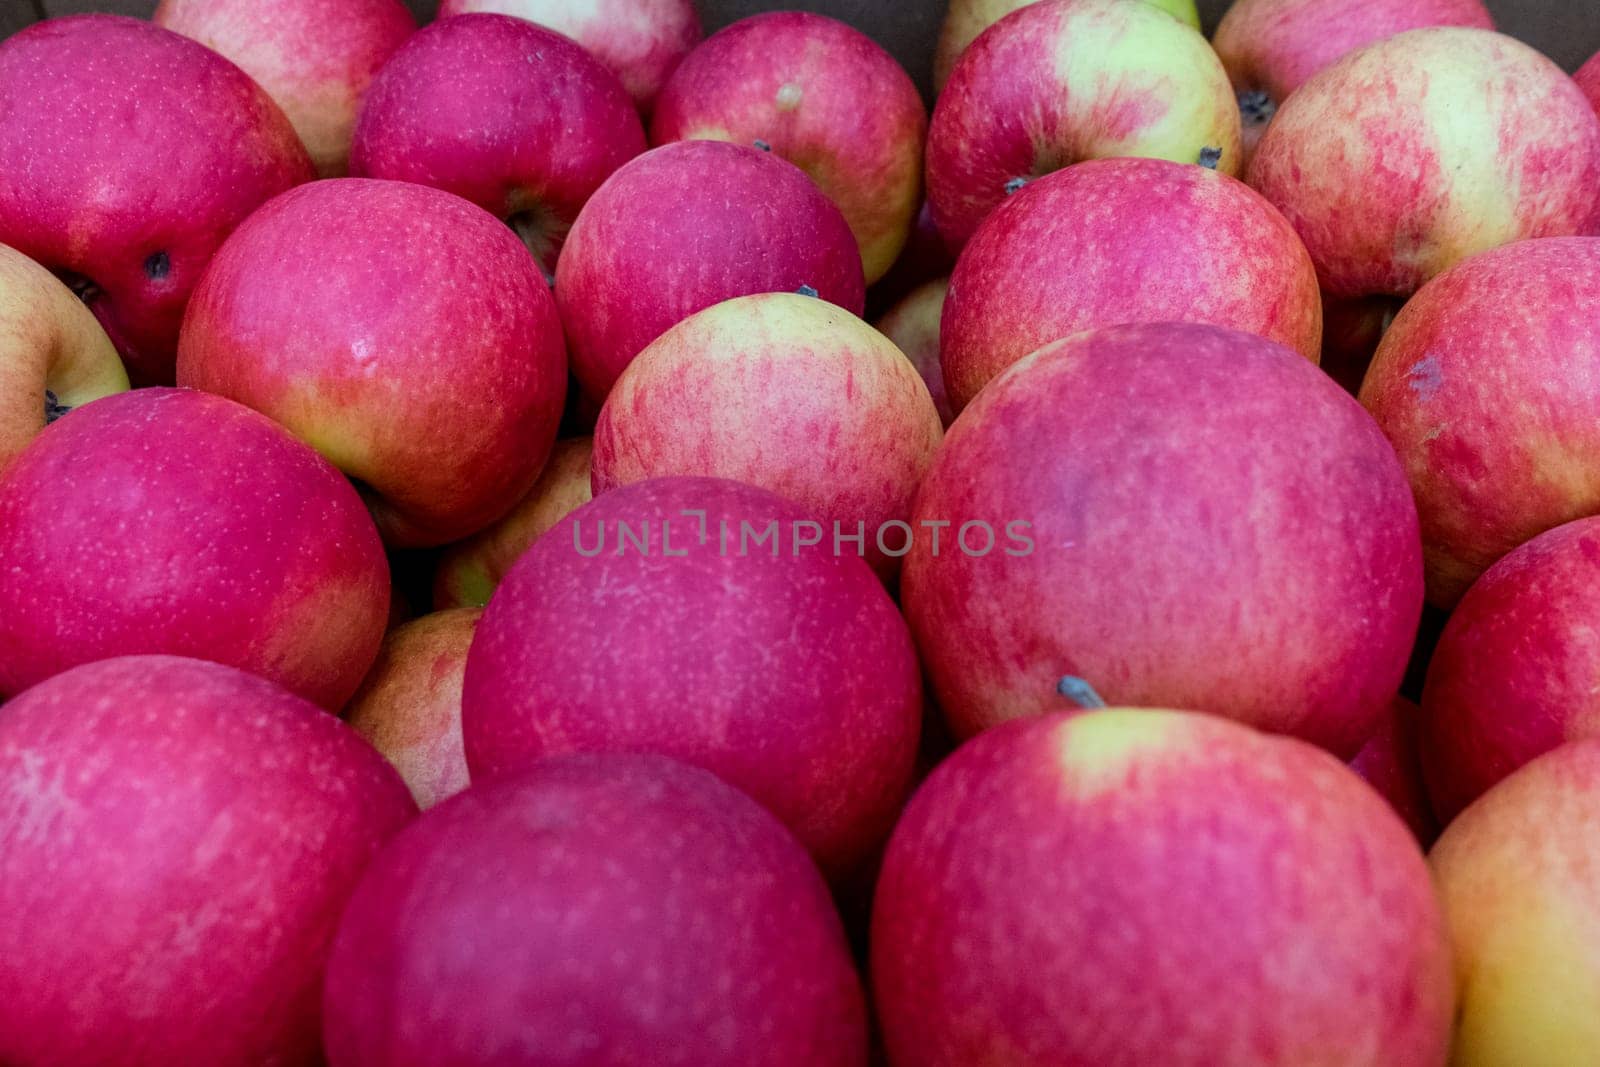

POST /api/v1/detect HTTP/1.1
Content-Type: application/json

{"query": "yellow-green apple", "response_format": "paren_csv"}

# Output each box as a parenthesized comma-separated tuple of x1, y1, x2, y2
(928, 0, 1241, 251)
(434, 437, 593, 610)
(1248, 28, 1600, 302)
(0, 244, 126, 471)
(1351, 696, 1439, 846)
(904, 323, 1422, 754)
(0, 16, 311, 386)
(154, 0, 415, 178)
(0, 655, 416, 1067)
(591, 293, 943, 577)
(1430, 738, 1600, 1064)
(873, 708, 1454, 1066)
(941, 157, 1320, 414)
(350, 13, 645, 278)
(435, 0, 701, 111)
(933, 0, 1201, 92)
(1214, 0, 1492, 158)
(177, 179, 567, 548)
(0, 389, 389, 710)
(1579, 49, 1600, 115)
(323, 753, 867, 1066)
(555, 141, 865, 402)
(462, 477, 923, 879)
(1359, 238, 1600, 606)
(650, 12, 926, 285)
(875, 277, 954, 427)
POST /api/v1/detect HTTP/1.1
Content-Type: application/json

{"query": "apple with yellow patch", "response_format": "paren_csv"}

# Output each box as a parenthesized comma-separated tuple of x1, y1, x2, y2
(875, 278, 954, 428)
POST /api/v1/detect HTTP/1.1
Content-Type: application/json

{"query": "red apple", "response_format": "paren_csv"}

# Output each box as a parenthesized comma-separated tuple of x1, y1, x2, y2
(1359, 238, 1600, 606)
(1248, 28, 1600, 302)
(873, 708, 1454, 1066)
(1351, 696, 1439, 846)
(0, 15, 312, 385)
(875, 277, 954, 428)
(940, 157, 1321, 414)
(323, 753, 868, 1066)
(435, 0, 701, 111)
(555, 140, 865, 402)
(350, 13, 645, 278)
(651, 12, 926, 285)
(1579, 48, 1600, 115)
(0, 655, 417, 1067)
(177, 179, 567, 548)
(0, 388, 389, 710)
(904, 322, 1422, 755)
(154, 0, 415, 177)
(928, 0, 1241, 251)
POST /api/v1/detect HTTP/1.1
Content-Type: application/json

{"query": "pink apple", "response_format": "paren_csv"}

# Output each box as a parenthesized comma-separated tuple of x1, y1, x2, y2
(1351, 696, 1439, 846)
(0, 388, 389, 710)
(875, 277, 954, 428)
(591, 293, 943, 577)
(873, 708, 1454, 1066)
(435, 0, 701, 111)
(904, 322, 1422, 755)
(940, 157, 1321, 414)
(0, 655, 416, 1067)
(0, 16, 312, 385)
(350, 13, 645, 278)
(928, 0, 1241, 251)
(555, 140, 865, 402)
(1248, 28, 1600, 301)
(154, 0, 415, 178)
(177, 179, 567, 548)
(651, 12, 926, 285)
(323, 753, 868, 1066)
(1579, 48, 1600, 115)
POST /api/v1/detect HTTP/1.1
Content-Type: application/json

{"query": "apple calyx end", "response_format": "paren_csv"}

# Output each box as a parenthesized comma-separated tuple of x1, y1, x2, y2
(44, 390, 70, 425)
(1057, 675, 1107, 710)
(1237, 88, 1277, 128)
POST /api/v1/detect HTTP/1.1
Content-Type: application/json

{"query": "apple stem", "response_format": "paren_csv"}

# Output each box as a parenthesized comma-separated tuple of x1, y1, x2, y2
(753, 139, 772, 152)
(1198, 147, 1222, 170)
(1238, 88, 1277, 128)
(44, 390, 70, 424)
(795, 284, 819, 298)
(1057, 675, 1107, 710)
(1004, 177, 1030, 196)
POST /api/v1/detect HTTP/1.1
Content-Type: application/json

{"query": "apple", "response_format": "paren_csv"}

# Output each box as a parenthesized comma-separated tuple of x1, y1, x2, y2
(941, 157, 1321, 414)
(435, 0, 701, 112)
(1359, 238, 1600, 607)
(870, 199, 955, 313)
(651, 12, 926, 285)
(0, 16, 312, 387)
(1214, 0, 1493, 158)
(154, 0, 415, 178)
(0, 244, 127, 470)
(1430, 738, 1600, 1064)
(591, 293, 943, 577)
(350, 13, 646, 279)
(0, 388, 389, 710)
(0, 655, 417, 1067)
(462, 476, 923, 878)
(1320, 293, 1401, 394)
(323, 753, 868, 1066)
(873, 708, 1454, 1066)
(177, 179, 567, 548)
(1248, 28, 1600, 302)
(1579, 48, 1600, 115)
(555, 141, 865, 403)
(875, 277, 954, 428)
(928, 0, 1240, 252)
(434, 436, 594, 610)
(1351, 696, 1439, 846)
(904, 322, 1422, 755)
(933, 0, 1201, 92)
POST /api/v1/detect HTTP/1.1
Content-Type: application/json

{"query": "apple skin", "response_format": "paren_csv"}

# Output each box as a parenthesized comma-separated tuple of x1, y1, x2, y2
(0, 16, 312, 386)
(0, 244, 127, 471)
(462, 476, 923, 879)
(323, 753, 868, 1067)
(872, 708, 1454, 1067)
(1351, 696, 1440, 846)
(0, 655, 417, 1067)
(154, 0, 415, 178)
(651, 12, 926, 286)
(555, 141, 865, 402)
(875, 277, 955, 428)
(591, 293, 943, 578)
(904, 322, 1422, 755)
(1358, 238, 1600, 607)
(0, 388, 389, 710)
(177, 179, 567, 549)
(435, 0, 701, 112)
(433, 436, 594, 610)
(1248, 28, 1600, 302)
(928, 0, 1241, 251)
(350, 13, 645, 279)
(1579, 49, 1600, 115)
(941, 157, 1321, 414)
(1430, 739, 1600, 1064)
